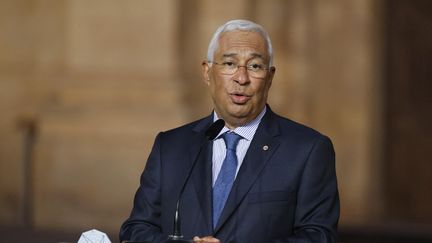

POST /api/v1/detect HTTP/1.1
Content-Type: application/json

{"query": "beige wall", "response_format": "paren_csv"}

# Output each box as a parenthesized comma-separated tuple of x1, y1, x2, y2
(0, 0, 383, 233)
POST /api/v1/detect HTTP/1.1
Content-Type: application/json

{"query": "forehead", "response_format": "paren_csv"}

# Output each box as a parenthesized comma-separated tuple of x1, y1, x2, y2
(216, 31, 268, 58)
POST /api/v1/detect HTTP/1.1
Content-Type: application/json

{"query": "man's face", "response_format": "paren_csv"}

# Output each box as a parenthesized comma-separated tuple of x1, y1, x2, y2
(203, 30, 275, 128)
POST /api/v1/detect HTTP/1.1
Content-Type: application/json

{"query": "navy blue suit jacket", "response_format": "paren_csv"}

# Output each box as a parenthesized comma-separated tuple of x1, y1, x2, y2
(120, 107, 339, 242)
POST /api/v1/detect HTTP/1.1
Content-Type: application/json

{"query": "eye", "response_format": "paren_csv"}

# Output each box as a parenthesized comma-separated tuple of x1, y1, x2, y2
(248, 63, 263, 71)
(222, 61, 236, 67)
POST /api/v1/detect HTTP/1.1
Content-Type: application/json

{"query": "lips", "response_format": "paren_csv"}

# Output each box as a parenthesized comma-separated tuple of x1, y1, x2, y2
(229, 92, 251, 104)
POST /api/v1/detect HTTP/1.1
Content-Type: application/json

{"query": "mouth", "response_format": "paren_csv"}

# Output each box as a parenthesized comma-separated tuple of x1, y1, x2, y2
(229, 92, 251, 104)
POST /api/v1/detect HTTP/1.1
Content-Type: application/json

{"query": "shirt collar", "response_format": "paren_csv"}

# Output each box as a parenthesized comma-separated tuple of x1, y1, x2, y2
(212, 106, 267, 141)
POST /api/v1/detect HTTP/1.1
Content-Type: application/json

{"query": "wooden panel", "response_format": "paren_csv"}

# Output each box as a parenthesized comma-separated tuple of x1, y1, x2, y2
(385, 0, 432, 223)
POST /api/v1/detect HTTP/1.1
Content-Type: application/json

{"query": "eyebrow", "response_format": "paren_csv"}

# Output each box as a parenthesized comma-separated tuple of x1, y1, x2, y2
(221, 53, 264, 59)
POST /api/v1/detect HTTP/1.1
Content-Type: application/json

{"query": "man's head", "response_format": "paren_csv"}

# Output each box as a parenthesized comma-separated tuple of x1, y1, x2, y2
(202, 19, 276, 129)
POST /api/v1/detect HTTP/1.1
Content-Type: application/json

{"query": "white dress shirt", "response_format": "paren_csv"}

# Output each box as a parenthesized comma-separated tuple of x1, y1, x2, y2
(212, 107, 267, 186)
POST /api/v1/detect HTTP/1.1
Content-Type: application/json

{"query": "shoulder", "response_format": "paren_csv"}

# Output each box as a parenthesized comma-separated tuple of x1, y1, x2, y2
(270, 110, 323, 136)
(267, 110, 332, 146)
(158, 115, 212, 140)
(265, 111, 335, 163)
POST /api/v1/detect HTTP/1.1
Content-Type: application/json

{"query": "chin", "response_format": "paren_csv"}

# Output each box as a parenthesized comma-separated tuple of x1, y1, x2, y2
(228, 109, 252, 122)
(228, 104, 249, 114)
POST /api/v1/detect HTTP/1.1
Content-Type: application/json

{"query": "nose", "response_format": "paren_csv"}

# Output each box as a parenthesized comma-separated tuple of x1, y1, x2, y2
(234, 66, 250, 85)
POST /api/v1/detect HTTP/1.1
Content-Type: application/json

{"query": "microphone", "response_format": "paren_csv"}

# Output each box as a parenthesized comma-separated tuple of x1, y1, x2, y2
(205, 119, 225, 140)
(166, 119, 225, 243)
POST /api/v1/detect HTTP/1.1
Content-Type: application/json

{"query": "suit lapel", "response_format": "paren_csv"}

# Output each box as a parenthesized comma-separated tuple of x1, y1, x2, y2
(214, 108, 281, 233)
(189, 116, 214, 234)
(191, 140, 213, 234)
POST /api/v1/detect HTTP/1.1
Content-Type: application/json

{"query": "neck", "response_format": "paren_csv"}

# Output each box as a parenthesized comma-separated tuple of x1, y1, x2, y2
(224, 118, 250, 130)
(213, 106, 267, 130)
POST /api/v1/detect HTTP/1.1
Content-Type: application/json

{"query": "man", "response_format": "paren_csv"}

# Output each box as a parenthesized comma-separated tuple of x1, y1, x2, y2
(120, 19, 339, 243)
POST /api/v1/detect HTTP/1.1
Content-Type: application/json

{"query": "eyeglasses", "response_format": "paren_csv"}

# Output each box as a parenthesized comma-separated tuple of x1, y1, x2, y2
(210, 61, 270, 78)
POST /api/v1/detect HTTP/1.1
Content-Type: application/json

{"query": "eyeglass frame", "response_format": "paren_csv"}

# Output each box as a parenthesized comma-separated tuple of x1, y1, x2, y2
(208, 60, 271, 78)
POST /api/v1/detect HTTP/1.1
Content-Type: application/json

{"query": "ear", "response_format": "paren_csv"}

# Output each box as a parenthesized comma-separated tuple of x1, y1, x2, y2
(202, 60, 211, 85)
(267, 66, 276, 88)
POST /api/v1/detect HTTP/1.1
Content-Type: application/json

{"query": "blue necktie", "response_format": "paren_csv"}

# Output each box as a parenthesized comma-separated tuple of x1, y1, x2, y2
(212, 132, 242, 228)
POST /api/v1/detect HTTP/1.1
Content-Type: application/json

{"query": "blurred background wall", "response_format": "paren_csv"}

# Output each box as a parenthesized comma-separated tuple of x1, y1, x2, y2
(0, 0, 431, 242)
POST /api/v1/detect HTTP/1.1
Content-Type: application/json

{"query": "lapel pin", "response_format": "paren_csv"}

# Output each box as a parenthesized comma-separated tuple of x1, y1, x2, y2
(263, 145, 269, 151)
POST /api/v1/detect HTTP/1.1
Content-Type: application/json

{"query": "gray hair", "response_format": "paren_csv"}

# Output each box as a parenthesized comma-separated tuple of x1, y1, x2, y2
(207, 19, 274, 66)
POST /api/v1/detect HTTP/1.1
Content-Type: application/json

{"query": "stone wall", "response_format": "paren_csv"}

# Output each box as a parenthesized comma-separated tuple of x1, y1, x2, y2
(1, 0, 385, 233)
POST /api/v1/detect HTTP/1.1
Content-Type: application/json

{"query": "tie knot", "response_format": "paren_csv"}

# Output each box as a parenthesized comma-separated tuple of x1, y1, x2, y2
(222, 132, 242, 150)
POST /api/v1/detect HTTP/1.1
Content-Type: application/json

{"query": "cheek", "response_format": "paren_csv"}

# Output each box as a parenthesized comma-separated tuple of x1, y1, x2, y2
(254, 82, 270, 98)
(209, 80, 226, 102)
(211, 76, 229, 94)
